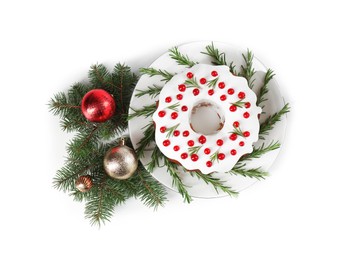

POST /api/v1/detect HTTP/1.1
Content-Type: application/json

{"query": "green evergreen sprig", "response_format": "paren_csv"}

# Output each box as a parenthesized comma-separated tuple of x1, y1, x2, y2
(201, 42, 226, 65)
(135, 121, 156, 158)
(189, 171, 238, 197)
(240, 50, 256, 88)
(185, 77, 201, 89)
(231, 99, 246, 108)
(166, 102, 180, 112)
(259, 103, 290, 139)
(230, 126, 245, 137)
(169, 46, 197, 67)
(188, 145, 202, 155)
(135, 85, 162, 98)
(201, 42, 237, 74)
(128, 104, 157, 120)
(51, 64, 167, 226)
(257, 69, 274, 107)
(134, 167, 168, 209)
(239, 141, 281, 162)
(230, 165, 268, 180)
(56, 138, 167, 227)
(165, 124, 180, 138)
(163, 156, 192, 203)
(146, 145, 162, 172)
(207, 77, 219, 88)
(210, 150, 220, 163)
(139, 67, 174, 82)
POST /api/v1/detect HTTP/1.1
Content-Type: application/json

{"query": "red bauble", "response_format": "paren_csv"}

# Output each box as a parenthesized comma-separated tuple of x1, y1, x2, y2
(81, 89, 116, 122)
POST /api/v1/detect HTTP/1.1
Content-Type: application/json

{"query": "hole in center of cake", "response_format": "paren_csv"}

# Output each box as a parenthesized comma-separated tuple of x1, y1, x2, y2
(189, 100, 224, 135)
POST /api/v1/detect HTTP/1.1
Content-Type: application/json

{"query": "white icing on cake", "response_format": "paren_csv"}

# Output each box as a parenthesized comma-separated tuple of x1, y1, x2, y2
(152, 64, 262, 174)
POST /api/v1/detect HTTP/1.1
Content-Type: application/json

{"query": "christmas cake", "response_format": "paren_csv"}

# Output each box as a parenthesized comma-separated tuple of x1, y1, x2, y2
(153, 64, 262, 174)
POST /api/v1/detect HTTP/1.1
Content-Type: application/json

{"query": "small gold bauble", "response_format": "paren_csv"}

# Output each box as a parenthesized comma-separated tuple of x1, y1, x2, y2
(103, 138, 138, 180)
(75, 175, 93, 192)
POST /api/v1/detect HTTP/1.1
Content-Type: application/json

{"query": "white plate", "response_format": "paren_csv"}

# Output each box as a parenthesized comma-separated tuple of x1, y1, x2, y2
(128, 41, 287, 198)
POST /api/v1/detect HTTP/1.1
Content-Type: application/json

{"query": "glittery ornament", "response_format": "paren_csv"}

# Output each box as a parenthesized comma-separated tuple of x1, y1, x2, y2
(103, 138, 138, 180)
(81, 89, 116, 122)
(75, 175, 93, 192)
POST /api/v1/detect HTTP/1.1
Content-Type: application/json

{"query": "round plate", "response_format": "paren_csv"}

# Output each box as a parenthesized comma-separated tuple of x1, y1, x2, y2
(128, 41, 287, 198)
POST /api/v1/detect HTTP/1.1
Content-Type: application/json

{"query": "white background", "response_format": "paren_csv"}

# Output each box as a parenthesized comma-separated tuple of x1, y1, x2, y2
(1, 0, 336, 259)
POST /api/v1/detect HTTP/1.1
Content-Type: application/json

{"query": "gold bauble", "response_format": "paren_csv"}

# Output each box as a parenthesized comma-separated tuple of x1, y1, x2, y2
(103, 138, 138, 180)
(75, 175, 93, 192)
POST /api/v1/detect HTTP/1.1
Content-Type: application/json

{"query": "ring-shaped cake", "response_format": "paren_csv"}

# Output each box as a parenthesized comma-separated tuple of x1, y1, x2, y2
(152, 64, 262, 174)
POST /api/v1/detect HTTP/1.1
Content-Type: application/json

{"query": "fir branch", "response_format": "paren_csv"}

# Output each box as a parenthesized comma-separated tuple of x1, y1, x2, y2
(259, 103, 290, 139)
(139, 67, 174, 82)
(49, 100, 80, 112)
(230, 165, 268, 180)
(169, 47, 197, 67)
(88, 64, 112, 88)
(207, 77, 219, 88)
(76, 125, 99, 151)
(70, 189, 93, 202)
(185, 77, 200, 89)
(49, 92, 69, 116)
(189, 171, 238, 197)
(257, 69, 274, 107)
(95, 115, 127, 140)
(110, 63, 138, 113)
(82, 142, 134, 226)
(128, 104, 157, 120)
(135, 121, 155, 157)
(66, 130, 99, 159)
(67, 83, 92, 105)
(188, 146, 202, 156)
(59, 117, 89, 133)
(134, 169, 167, 209)
(85, 175, 125, 226)
(135, 85, 163, 98)
(51, 63, 168, 225)
(239, 141, 281, 162)
(240, 50, 256, 88)
(49, 83, 90, 132)
(53, 162, 99, 192)
(165, 123, 180, 138)
(164, 157, 192, 203)
(103, 180, 129, 202)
